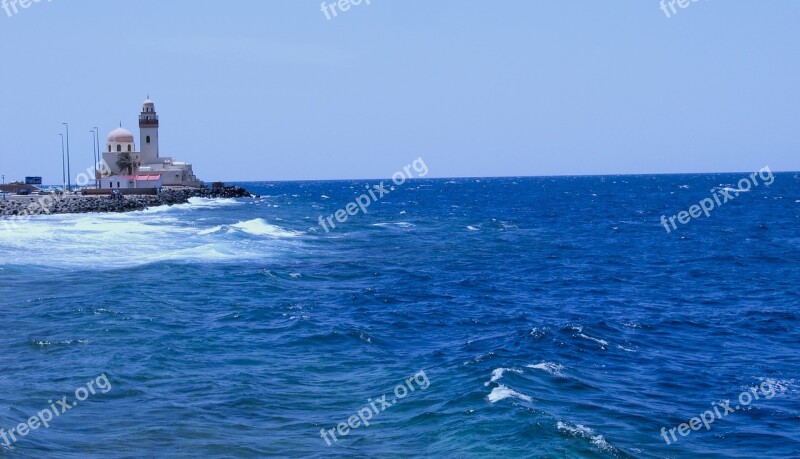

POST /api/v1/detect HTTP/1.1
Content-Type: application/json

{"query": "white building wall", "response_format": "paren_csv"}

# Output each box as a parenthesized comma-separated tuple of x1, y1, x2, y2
(100, 175, 162, 189)
(107, 141, 135, 154)
(140, 127, 159, 164)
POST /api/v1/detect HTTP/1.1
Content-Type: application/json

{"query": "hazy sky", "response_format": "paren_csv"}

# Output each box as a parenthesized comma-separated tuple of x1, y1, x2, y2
(0, 1, 798, 183)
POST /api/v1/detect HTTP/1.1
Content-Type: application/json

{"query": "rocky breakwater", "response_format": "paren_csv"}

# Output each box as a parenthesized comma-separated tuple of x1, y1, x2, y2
(0, 185, 254, 219)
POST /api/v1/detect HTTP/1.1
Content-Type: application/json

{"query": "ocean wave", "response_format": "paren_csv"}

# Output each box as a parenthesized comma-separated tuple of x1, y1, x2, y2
(486, 385, 532, 403)
(0, 211, 300, 268)
(530, 327, 547, 339)
(372, 222, 415, 228)
(712, 185, 751, 194)
(527, 362, 564, 377)
(32, 339, 91, 348)
(756, 377, 797, 395)
(138, 197, 244, 213)
(197, 225, 223, 235)
(231, 219, 302, 238)
(556, 421, 615, 453)
(578, 333, 608, 349)
(0, 213, 196, 251)
(485, 367, 522, 386)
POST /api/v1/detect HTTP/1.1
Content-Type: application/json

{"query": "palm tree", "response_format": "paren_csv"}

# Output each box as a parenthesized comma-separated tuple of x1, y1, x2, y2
(116, 152, 139, 175)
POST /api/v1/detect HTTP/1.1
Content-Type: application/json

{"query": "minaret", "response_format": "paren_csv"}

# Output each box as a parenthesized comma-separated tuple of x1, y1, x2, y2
(139, 97, 160, 164)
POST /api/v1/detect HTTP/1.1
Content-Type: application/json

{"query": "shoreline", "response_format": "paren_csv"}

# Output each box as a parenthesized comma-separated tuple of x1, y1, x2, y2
(0, 186, 254, 219)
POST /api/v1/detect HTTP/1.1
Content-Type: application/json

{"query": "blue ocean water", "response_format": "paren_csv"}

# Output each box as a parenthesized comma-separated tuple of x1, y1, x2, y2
(0, 174, 798, 458)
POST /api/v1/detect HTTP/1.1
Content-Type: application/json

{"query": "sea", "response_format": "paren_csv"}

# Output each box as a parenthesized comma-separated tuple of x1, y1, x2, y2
(0, 174, 798, 458)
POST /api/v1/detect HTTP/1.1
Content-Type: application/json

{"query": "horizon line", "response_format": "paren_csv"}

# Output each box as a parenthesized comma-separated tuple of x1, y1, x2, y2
(203, 168, 796, 184)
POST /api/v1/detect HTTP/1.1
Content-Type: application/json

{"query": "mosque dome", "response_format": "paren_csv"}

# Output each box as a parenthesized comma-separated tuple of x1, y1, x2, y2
(107, 127, 134, 143)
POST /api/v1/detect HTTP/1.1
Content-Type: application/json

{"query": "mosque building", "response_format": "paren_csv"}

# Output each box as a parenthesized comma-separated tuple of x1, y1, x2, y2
(101, 98, 204, 189)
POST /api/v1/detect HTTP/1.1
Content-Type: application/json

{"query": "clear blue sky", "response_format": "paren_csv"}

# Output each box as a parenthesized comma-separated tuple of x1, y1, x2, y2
(0, 0, 798, 183)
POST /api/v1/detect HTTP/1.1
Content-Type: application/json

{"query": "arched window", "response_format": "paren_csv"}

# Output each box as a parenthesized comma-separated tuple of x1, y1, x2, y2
(146, 136, 151, 144)
(117, 145, 122, 152)
(108, 145, 111, 152)
(128, 145, 132, 152)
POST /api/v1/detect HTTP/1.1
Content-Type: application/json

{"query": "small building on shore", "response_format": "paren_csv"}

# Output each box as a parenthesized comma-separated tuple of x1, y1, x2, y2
(101, 98, 204, 189)
(100, 174, 163, 191)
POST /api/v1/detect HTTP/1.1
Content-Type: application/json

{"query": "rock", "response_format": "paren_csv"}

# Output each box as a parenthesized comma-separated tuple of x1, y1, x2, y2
(0, 185, 254, 219)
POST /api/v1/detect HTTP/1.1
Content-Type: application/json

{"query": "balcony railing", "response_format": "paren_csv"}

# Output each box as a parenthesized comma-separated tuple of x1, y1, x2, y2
(139, 115, 159, 124)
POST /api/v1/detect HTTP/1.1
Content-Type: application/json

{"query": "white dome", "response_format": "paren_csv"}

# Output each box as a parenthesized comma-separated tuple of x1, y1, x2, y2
(107, 127, 134, 143)
(143, 98, 154, 106)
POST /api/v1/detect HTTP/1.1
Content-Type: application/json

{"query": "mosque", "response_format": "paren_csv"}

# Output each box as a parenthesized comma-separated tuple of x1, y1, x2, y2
(101, 98, 204, 189)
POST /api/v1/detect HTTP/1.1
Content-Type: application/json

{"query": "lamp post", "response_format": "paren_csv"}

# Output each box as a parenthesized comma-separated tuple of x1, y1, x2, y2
(59, 133, 66, 192)
(62, 123, 71, 192)
(2, 174, 5, 201)
(93, 127, 100, 189)
(90, 130, 98, 189)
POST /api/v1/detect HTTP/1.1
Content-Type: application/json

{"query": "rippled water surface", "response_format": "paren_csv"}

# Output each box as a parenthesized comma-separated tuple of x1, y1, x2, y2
(1, 175, 798, 458)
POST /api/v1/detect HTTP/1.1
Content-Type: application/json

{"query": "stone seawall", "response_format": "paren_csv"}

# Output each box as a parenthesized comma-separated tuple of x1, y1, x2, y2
(0, 186, 253, 218)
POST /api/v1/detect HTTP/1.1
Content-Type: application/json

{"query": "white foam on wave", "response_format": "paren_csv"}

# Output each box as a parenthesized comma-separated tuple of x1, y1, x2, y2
(578, 333, 608, 349)
(713, 185, 751, 194)
(556, 421, 614, 452)
(756, 377, 796, 395)
(231, 219, 302, 238)
(188, 197, 244, 207)
(485, 367, 522, 386)
(486, 385, 532, 403)
(138, 197, 244, 214)
(527, 362, 564, 377)
(372, 222, 415, 228)
(0, 209, 301, 268)
(467, 225, 481, 231)
(530, 327, 547, 338)
(136, 204, 173, 214)
(197, 225, 223, 235)
(0, 213, 195, 248)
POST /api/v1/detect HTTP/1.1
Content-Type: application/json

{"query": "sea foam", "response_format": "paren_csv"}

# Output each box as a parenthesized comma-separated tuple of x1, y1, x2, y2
(556, 421, 615, 452)
(485, 367, 522, 386)
(231, 219, 302, 238)
(486, 385, 532, 403)
(527, 362, 565, 377)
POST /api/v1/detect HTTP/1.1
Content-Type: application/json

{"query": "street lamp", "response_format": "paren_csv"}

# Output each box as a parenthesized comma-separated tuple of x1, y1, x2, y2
(59, 133, 66, 192)
(93, 127, 100, 189)
(90, 130, 98, 189)
(62, 123, 71, 192)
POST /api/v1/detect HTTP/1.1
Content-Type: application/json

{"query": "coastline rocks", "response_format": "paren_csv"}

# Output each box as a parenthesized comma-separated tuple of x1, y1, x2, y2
(0, 186, 253, 219)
